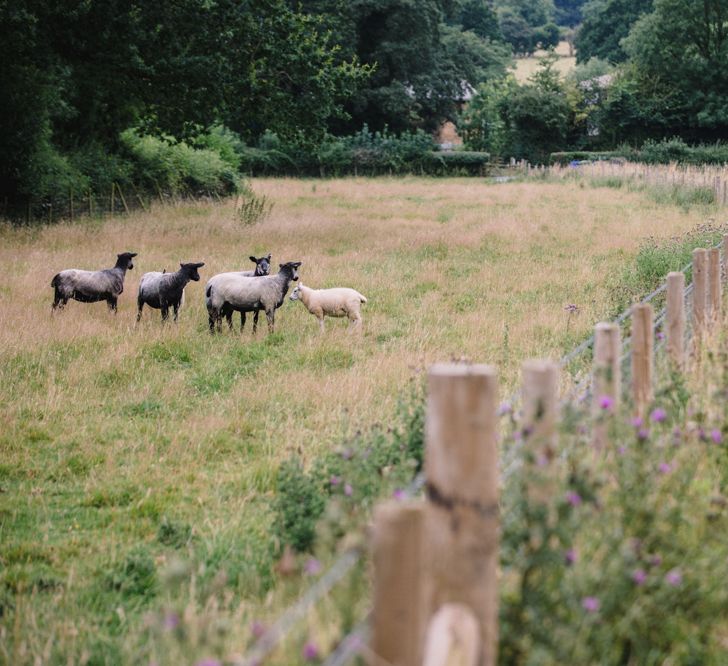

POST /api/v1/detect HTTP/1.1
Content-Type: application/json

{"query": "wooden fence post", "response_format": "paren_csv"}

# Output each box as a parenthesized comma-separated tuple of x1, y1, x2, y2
(631, 303, 654, 416)
(521, 359, 558, 452)
(69, 189, 74, 223)
(422, 604, 480, 666)
(110, 182, 116, 213)
(372, 502, 428, 666)
(666, 272, 686, 368)
(425, 364, 499, 666)
(592, 323, 621, 450)
(692, 248, 708, 338)
(709, 247, 721, 323)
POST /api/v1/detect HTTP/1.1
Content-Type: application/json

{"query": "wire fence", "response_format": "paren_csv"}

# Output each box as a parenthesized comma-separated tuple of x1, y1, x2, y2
(239, 237, 724, 666)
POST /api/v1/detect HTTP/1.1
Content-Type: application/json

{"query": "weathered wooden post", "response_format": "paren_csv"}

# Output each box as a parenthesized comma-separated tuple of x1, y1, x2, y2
(592, 323, 621, 449)
(371, 502, 429, 666)
(69, 189, 74, 223)
(422, 604, 480, 666)
(631, 303, 654, 416)
(692, 248, 708, 339)
(425, 364, 499, 666)
(666, 272, 686, 368)
(709, 247, 721, 323)
(521, 359, 558, 450)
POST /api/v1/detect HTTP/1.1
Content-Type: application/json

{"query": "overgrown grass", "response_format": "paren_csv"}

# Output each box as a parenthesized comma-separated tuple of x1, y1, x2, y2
(0, 177, 718, 664)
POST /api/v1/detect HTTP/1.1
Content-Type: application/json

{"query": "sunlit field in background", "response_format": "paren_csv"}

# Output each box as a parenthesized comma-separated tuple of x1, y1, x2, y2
(513, 40, 576, 82)
(0, 176, 715, 662)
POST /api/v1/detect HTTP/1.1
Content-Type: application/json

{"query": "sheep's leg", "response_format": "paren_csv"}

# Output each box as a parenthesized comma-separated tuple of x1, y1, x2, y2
(107, 297, 118, 313)
(348, 312, 362, 332)
(318, 316, 325, 333)
(252, 310, 260, 334)
(208, 312, 216, 334)
(225, 310, 233, 331)
(240, 312, 247, 334)
(265, 309, 275, 334)
(136, 298, 144, 323)
(52, 291, 65, 311)
(173, 302, 180, 322)
(161, 305, 169, 322)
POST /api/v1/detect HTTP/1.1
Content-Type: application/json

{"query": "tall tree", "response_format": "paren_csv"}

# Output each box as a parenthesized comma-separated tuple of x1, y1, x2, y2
(621, 0, 728, 140)
(575, 0, 653, 63)
(554, 0, 587, 27)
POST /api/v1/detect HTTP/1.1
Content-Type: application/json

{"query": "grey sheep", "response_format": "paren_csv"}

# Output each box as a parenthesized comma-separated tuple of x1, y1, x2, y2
(137, 262, 205, 322)
(51, 252, 137, 313)
(206, 261, 302, 334)
(223, 253, 272, 331)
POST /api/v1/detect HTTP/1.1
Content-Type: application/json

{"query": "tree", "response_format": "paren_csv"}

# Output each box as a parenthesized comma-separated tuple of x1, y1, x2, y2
(453, 0, 503, 41)
(620, 0, 728, 141)
(575, 0, 654, 63)
(498, 7, 535, 54)
(554, 0, 587, 27)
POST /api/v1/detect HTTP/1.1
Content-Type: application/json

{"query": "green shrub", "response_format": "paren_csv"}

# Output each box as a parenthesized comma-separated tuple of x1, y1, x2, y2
(549, 150, 632, 165)
(272, 459, 326, 552)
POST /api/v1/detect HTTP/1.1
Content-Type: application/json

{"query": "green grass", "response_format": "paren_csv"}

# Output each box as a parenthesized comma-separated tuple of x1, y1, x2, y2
(0, 176, 720, 664)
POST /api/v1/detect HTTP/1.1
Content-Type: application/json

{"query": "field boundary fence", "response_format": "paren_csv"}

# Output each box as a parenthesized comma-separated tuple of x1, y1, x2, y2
(239, 231, 727, 663)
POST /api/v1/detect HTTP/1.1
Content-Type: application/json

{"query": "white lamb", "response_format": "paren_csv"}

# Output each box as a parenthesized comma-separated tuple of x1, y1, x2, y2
(290, 283, 367, 332)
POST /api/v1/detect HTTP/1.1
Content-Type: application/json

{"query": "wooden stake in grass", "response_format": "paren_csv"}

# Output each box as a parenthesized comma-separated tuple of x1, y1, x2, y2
(592, 323, 621, 450)
(371, 502, 428, 666)
(666, 272, 686, 368)
(692, 248, 708, 339)
(521, 359, 558, 452)
(631, 303, 653, 417)
(709, 247, 721, 323)
(425, 364, 499, 666)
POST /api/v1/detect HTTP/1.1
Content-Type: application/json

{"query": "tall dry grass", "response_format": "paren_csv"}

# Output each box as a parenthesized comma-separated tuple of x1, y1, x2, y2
(0, 176, 716, 663)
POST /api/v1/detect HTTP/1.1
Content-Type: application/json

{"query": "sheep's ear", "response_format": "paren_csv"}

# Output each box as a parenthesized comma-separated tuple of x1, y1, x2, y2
(249, 256, 257, 263)
(180, 262, 185, 269)
(266, 254, 271, 260)
(279, 263, 284, 269)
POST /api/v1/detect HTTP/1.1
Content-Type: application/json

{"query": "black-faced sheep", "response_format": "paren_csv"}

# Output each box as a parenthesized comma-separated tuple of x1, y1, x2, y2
(223, 254, 272, 331)
(51, 252, 137, 312)
(137, 262, 205, 322)
(290, 283, 367, 331)
(206, 261, 302, 334)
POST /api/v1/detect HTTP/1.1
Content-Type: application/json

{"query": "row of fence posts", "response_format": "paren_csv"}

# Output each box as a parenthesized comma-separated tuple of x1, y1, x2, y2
(12, 181, 224, 224)
(367, 238, 727, 666)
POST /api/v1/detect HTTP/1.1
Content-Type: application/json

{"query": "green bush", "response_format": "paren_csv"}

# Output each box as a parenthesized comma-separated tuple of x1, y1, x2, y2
(549, 150, 632, 165)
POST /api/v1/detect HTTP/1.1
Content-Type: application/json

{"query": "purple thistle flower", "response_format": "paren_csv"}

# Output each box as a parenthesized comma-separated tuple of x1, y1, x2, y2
(637, 428, 650, 441)
(392, 488, 406, 500)
(566, 491, 582, 507)
(650, 408, 667, 423)
(302, 641, 320, 661)
(536, 453, 549, 467)
(618, 445, 627, 455)
(649, 554, 662, 567)
(665, 568, 683, 586)
(344, 483, 353, 497)
(163, 612, 180, 630)
(329, 475, 341, 486)
(631, 568, 647, 585)
(711, 429, 722, 444)
(656, 331, 665, 341)
(598, 395, 614, 411)
(630, 416, 643, 428)
(498, 402, 512, 416)
(565, 548, 577, 565)
(251, 620, 267, 638)
(304, 558, 322, 576)
(698, 427, 707, 442)
(582, 596, 600, 613)
(658, 462, 672, 474)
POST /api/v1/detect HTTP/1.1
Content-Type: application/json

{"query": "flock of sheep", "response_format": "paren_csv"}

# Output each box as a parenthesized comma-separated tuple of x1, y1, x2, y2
(50, 252, 368, 333)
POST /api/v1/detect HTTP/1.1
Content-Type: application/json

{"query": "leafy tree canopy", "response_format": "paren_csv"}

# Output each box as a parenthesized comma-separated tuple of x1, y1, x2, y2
(575, 0, 653, 63)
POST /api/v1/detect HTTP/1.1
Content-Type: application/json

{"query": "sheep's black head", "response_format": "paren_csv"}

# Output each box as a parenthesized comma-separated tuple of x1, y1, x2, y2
(250, 254, 272, 277)
(181, 262, 205, 281)
(117, 252, 137, 270)
(280, 261, 302, 282)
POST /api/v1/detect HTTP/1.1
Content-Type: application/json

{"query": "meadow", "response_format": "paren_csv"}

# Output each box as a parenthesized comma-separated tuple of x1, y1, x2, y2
(0, 176, 719, 663)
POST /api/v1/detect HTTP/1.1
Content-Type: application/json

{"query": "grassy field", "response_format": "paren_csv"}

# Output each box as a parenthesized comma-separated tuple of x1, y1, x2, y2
(513, 41, 576, 82)
(0, 176, 718, 663)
